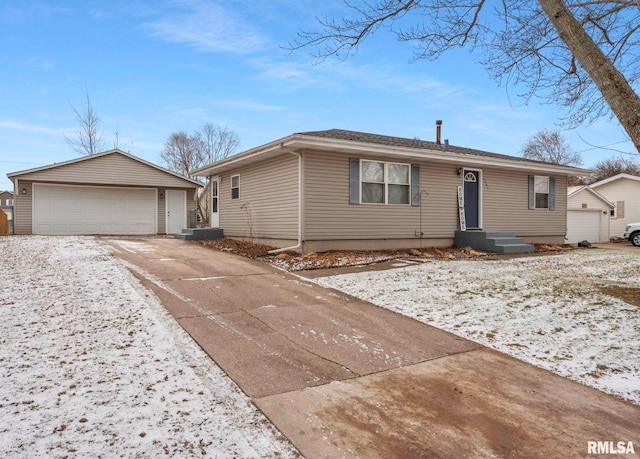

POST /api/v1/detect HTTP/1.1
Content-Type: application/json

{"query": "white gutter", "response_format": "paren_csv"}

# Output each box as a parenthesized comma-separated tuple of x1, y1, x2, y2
(268, 145, 303, 254)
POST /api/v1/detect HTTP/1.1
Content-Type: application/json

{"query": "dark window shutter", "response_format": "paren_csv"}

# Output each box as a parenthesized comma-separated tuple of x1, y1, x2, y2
(528, 176, 535, 209)
(411, 164, 420, 206)
(548, 176, 555, 210)
(349, 158, 360, 204)
(617, 201, 625, 218)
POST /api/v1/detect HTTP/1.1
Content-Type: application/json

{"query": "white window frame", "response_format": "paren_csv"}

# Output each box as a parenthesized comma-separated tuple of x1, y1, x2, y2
(360, 160, 411, 205)
(534, 176, 550, 209)
(231, 175, 240, 200)
(211, 179, 219, 212)
(6, 199, 13, 206)
(610, 204, 617, 218)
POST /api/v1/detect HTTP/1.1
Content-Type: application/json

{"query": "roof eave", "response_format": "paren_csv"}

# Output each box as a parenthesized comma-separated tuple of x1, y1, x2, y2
(191, 133, 591, 176)
(590, 172, 640, 188)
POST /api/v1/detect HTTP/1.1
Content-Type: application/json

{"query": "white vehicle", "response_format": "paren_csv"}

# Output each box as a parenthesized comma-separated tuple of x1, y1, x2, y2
(623, 222, 640, 246)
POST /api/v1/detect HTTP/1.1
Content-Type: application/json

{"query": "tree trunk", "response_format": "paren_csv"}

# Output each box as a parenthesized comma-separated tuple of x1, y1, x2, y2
(538, 0, 640, 151)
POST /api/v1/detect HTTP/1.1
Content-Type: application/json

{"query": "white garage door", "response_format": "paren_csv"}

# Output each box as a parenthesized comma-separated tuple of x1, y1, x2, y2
(34, 184, 156, 235)
(566, 210, 601, 244)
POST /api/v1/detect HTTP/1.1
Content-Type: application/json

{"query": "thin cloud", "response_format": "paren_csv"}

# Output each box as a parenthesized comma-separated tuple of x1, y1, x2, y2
(23, 56, 54, 71)
(145, 0, 265, 54)
(216, 100, 285, 112)
(252, 56, 469, 104)
(0, 121, 65, 136)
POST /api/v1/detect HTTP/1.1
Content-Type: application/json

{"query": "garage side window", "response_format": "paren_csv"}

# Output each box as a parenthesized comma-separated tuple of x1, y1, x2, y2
(231, 175, 240, 200)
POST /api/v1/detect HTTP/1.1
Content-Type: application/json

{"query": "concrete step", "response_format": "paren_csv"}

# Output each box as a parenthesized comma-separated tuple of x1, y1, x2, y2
(484, 231, 517, 239)
(486, 237, 526, 247)
(174, 228, 224, 240)
(454, 230, 534, 254)
(493, 243, 535, 254)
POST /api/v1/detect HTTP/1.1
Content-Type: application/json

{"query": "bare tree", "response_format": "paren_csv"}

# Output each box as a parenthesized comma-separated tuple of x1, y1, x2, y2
(160, 123, 240, 178)
(521, 129, 582, 166)
(288, 1, 640, 151)
(64, 90, 106, 156)
(587, 155, 640, 183)
(196, 122, 240, 163)
(160, 124, 240, 226)
(160, 131, 205, 179)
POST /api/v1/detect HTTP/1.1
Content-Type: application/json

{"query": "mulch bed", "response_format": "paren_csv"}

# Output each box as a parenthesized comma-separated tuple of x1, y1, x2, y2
(196, 237, 576, 272)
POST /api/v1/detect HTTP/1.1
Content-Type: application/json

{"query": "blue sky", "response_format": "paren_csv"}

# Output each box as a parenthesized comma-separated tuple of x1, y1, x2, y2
(1, 0, 635, 191)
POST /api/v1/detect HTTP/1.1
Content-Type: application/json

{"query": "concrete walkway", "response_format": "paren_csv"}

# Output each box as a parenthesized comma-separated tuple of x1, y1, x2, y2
(105, 237, 640, 459)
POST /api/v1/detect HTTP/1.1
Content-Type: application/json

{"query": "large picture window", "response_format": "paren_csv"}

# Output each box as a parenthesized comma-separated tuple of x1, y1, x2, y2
(361, 160, 410, 205)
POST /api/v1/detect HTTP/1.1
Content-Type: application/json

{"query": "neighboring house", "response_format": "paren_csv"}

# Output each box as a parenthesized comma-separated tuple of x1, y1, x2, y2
(587, 173, 640, 238)
(7, 149, 201, 236)
(0, 190, 14, 220)
(566, 186, 614, 243)
(191, 129, 587, 253)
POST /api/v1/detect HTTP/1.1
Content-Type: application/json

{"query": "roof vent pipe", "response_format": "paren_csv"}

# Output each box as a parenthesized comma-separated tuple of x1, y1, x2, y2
(435, 120, 442, 145)
(444, 139, 449, 150)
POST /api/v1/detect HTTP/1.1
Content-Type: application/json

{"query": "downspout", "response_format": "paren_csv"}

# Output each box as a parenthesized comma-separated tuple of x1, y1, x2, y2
(267, 144, 303, 254)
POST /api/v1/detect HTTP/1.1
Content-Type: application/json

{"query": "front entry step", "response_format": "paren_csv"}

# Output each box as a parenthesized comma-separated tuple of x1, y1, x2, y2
(454, 230, 534, 254)
(174, 228, 224, 241)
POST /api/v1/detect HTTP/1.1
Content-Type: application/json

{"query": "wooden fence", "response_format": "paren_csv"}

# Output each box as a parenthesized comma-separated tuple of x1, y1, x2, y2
(0, 209, 8, 235)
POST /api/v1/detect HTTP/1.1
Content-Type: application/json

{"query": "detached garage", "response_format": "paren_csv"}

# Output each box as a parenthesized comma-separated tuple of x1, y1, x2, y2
(566, 185, 614, 244)
(8, 149, 201, 236)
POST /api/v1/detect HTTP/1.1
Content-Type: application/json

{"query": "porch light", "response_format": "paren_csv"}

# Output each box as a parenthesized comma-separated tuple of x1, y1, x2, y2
(21, 188, 27, 195)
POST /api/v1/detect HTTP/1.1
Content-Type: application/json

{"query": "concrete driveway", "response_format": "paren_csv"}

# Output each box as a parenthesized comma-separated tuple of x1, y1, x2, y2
(104, 237, 640, 459)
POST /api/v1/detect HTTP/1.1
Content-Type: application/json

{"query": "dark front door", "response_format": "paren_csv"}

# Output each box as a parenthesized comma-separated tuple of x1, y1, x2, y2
(463, 170, 480, 229)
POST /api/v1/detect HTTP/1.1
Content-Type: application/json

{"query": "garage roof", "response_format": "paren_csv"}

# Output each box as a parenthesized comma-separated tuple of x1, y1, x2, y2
(8, 149, 202, 188)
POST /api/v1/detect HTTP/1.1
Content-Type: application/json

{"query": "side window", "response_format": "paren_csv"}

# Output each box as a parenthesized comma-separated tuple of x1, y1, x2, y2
(528, 175, 555, 210)
(231, 175, 240, 200)
(534, 176, 549, 209)
(211, 180, 218, 212)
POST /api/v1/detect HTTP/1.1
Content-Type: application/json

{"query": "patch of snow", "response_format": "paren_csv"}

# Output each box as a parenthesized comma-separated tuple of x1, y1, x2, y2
(0, 236, 299, 458)
(314, 250, 640, 404)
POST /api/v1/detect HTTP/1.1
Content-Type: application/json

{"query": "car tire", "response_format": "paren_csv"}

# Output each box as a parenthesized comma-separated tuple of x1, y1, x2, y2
(631, 232, 640, 247)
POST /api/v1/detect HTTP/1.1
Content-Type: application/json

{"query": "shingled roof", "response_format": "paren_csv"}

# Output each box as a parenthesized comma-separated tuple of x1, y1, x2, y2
(297, 129, 551, 166)
(192, 128, 590, 177)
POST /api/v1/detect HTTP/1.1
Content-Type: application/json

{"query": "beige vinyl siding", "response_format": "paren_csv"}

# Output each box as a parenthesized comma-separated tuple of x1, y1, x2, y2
(304, 152, 567, 243)
(13, 181, 33, 235)
(593, 178, 640, 237)
(14, 153, 196, 189)
(304, 152, 458, 240)
(482, 169, 567, 237)
(219, 155, 298, 240)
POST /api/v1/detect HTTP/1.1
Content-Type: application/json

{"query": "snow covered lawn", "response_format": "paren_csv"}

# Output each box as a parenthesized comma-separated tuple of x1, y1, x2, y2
(0, 236, 299, 458)
(313, 250, 640, 404)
